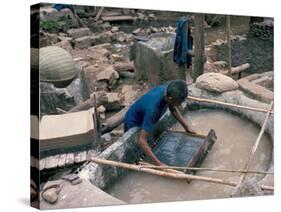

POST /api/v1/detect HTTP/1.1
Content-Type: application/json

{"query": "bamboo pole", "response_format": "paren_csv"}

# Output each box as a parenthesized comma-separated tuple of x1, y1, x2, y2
(139, 161, 185, 175)
(90, 157, 273, 191)
(235, 101, 274, 189)
(187, 96, 274, 114)
(138, 161, 273, 175)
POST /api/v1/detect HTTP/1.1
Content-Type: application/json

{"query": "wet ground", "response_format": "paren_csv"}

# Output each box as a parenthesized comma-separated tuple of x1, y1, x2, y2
(107, 109, 272, 203)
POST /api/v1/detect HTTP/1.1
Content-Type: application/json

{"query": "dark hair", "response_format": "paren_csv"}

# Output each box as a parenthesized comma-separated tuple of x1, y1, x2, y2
(167, 80, 188, 103)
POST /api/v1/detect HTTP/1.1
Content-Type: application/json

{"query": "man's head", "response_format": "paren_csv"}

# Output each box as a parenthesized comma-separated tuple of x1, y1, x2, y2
(166, 80, 188, 106)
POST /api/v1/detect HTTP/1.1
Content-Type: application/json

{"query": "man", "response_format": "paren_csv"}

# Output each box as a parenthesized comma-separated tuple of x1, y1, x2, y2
(124, 80, 195, 166)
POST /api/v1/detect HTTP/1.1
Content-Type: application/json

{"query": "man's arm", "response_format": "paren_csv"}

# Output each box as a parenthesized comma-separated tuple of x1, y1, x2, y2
(139, 129, 164, 166)
(169, 105, 195, 134)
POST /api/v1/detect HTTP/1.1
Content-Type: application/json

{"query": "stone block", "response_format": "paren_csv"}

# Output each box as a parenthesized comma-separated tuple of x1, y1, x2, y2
(67, 28, 90, 39)
(96, 66, 119, 85)
(74, 36, 92, 49)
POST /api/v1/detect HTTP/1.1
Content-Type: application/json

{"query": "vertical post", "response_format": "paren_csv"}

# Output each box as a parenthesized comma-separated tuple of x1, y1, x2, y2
(226, 15, 232, 76)
(79, 69, 90, 101)
(92, 91, 100, 151)
(193, 13, 205, 81)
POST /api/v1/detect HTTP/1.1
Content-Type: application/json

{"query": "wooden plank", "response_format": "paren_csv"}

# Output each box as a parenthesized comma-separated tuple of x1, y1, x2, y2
(101, 11, 123, 17)
(101, 15, 134, 22)
(185, 129, 216, 174)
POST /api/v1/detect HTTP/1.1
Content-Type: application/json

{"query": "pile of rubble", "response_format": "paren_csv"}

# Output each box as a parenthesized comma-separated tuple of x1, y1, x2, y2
(250, 18, 274, 40)
(39, 5, 179, 121)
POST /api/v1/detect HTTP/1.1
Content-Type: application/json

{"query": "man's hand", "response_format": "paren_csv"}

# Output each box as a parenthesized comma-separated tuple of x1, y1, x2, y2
(170, 106, 197, 135)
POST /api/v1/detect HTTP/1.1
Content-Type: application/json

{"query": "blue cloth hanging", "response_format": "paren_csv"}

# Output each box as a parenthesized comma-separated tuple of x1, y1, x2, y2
(52, 4, 72, 11)
(173, 17, 193, 68)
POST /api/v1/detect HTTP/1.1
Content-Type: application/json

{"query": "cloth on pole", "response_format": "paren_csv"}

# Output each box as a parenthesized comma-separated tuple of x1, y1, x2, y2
(52, 4, 73, 11)
(173, 17, 193, 68)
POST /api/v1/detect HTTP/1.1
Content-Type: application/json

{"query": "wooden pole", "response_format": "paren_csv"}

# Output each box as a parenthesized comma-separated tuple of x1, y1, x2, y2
(69, 92, 104, 113)
(187, 96, 274, 114)
(90, 157, 273, 191)
(221, 63, 250, 76)
(138, 161, 273, 175)
(139, 161, 186, 175)
(193, 14, 205, 81)
(100, 106, 129, 134)
(92, 92, 100, 147)
(235, 101, 274, 189)
(226, 15, 232, 76)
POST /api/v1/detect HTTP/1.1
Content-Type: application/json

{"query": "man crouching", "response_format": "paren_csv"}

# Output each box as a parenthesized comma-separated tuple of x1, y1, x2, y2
(124, 80, 195, 166)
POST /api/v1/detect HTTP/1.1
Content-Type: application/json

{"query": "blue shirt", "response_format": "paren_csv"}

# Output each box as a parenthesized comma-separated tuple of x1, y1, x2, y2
(124, 85, 168, 132)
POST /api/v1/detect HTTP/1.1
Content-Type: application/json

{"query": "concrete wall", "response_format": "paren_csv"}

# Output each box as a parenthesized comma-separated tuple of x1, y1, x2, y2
(79, 127, 141, 189)
(133, 33, 182, 85)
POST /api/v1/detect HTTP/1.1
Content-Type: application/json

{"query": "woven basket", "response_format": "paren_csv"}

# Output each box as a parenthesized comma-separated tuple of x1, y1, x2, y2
(39, 46, 77, 88)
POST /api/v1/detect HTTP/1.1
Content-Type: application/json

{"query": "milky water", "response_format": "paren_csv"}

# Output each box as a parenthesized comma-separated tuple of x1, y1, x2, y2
(107, 110, 272, 203)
